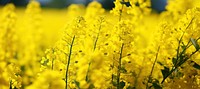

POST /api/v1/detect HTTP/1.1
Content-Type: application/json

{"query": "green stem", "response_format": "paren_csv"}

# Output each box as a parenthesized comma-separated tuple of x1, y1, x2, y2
(86, 17, 103, 83)
(175, 32, 185, 66)
(93, 18, 103, 51)
(119, 0, 124, 21)
(161, 68, 175, 84)
(161, 49, 199, 84)
(10, 80, 12, 89)
(134, 66, 143, 88)
(51, 58, 54, 70)
(175, 37, 200, 67)
(117, 43, 124, 89)
(146, 46, 160, 89)
(177, 49, 199, 67)
(51, 48, 55, 70)
(161, 37, 200, 84)
(93, 33, 99, 51)
(174, 17, 194, 66)
(85, 62, 91, 82)
(116, 1, 124, 88)
(150, 46, 160, 77)
(65, 35, 76, 89)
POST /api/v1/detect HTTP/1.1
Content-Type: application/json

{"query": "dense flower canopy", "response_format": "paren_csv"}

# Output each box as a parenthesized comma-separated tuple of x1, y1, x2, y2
(0, 0, 200, 89)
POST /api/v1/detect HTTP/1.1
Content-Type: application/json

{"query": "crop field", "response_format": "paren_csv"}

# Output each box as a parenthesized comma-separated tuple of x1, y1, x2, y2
(0, 0, 200, 89)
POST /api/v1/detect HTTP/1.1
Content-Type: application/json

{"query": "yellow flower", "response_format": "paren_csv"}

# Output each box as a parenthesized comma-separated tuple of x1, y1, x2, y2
(26, 70, 65, 89)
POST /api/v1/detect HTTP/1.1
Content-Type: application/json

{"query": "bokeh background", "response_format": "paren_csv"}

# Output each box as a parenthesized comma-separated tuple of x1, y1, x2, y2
(0, 0, 167, 12)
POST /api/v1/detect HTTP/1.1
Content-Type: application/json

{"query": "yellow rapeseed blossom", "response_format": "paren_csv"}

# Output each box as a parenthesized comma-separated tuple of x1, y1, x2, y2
(0, 0, 200, 89)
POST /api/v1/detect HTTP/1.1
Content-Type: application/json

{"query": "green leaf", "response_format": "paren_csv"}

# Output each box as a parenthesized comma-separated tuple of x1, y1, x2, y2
(150, 79, 162, 89)
(119, 81, 125, 89)
(161, 67, 170, 79)
(181, 42, 187, 51)
(190, 38, 200, 50)
(172, 57, 177, 66)
(120, 66, 127, 73)
(88, 84, 95, 89)
(86, 74, 89, 82)
(189, 60, 200, 70)
(120, 1, 130, 5)
(112, 74, 117, 86)
(74, 80, 80, 89)
(9, 80, 13, 89)
(152, 83, 162, 89)
(157, 61, 164, 66)
(193, 63, 200, 70)
(112, 74, 117, 80)
(112, 81, 117, 87)
(20, 65, 25, 72)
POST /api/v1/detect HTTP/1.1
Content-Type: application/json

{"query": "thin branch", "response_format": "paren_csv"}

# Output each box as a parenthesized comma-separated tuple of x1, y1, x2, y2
(65, 35, 76, 89)
(117, 43, 124, 89)
(146, 46, 160, 89)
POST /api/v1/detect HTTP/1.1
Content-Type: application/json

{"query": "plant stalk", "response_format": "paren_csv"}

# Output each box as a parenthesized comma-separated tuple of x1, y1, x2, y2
(65, 35, 75, 89)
